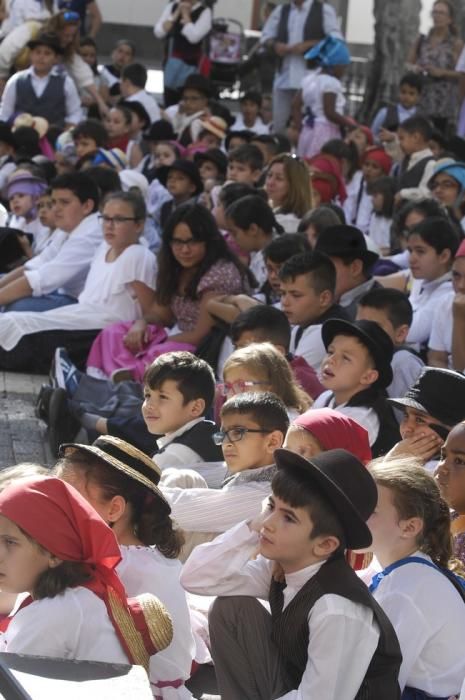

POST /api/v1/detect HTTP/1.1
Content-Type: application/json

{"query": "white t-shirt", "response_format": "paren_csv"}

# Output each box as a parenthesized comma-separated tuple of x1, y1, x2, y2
(367, 214, 392, 251)
(1, 586, 128, 664)
(117, 545, 195, 699)
(301, 70, 345, 125)
(231, 114, 269, 135)
(428, 290, 453, 364)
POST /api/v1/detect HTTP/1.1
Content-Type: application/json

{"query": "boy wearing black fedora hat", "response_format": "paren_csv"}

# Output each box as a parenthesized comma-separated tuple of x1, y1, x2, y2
(181, 448, 402, 700)
(0, 32, 82, 128)
(313, 318, 400, 457)
(160, 159, 203, 229)
(386, 367, 465, 471)
(314, 224, 381, 320)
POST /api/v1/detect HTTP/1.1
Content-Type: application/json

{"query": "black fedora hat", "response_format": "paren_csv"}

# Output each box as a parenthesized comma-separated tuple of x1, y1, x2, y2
(58, 435, 171, 516)
(194, 148, 228, 176)
(27, 32, 64, 55)
(147, 119, 176, 143)
(322, 319, 394, 388)
(314, 224, 379, 269)
(387, 367, 465, 427)
(168, 159, 203, 196)
(274, 448, 377, 549)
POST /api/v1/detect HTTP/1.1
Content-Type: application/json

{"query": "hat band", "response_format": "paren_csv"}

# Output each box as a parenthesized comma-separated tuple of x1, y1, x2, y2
(93, 438, 161, 485)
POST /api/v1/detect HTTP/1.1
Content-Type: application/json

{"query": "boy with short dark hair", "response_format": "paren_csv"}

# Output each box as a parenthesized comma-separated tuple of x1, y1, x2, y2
(72, 118, 109, 161)
(181, 448, 402, 700)
(232, 90, 269, 135)
(120, 62, 161, 123)
(372, 72, 423, 140)
(313, 318, 401, 456)
(161, 392, 288, 558)
(356, 287, 424, 398)
(279, 251, 349, 371)
(395, 115, 435, 201)
(227, 143, 264, 185)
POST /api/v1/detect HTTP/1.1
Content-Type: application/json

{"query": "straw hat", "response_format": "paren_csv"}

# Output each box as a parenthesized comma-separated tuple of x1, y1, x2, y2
(199, 115, 228, 140)
(59, 435, 171, 515)
(12, 113, 49, 139)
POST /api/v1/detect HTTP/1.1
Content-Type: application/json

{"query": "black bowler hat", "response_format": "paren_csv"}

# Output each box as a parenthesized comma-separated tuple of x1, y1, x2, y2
(387, 367, 465, 427)
(27, 32, 64, 55)
(147, 120, 176, 143)
(274, 448, 377, 549)
(322, 318, 394, 389)
(315, 225, 379, 269)
(168, 159, 203, 196)
(194, 148, 228, 177)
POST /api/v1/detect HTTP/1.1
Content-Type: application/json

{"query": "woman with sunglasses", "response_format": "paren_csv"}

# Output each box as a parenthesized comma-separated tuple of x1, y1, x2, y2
(0, 10, 108, 115)
(86, 202, 253, 382)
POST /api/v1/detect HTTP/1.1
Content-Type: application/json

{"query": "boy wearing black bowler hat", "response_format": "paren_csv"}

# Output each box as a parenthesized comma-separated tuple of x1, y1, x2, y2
(181, 448, 402, 700)
(314, 225, 381, 320)
(313, 318, 400, 457)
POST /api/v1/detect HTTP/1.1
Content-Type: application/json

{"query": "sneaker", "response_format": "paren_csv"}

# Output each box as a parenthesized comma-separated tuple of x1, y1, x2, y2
(111, 367, 134, 383)
(34, 384, 54, 423)
(47, 388, 80, 458)
(54, 347, 82, 396)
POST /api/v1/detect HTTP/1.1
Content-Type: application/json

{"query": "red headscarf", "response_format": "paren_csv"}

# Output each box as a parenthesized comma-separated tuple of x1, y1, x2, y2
(293, 408, 372, 465)
(306, 154, 347, 203)
(363, 146, 392, 175)
(357, 125, 374, 146)
(0, 477, 151, 665)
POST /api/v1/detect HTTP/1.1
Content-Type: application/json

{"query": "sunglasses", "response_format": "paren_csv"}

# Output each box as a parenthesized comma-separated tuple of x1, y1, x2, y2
(63, 11, 80, 22)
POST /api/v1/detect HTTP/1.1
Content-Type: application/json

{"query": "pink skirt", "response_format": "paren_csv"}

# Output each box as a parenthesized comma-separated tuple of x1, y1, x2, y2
(297, 121, 341, 159)
(86, 322, 195, 383)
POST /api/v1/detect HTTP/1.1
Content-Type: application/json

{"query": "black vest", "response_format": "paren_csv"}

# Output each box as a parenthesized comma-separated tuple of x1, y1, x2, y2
(276, 0, 326, 44)
(157, 420, 223, 462)
(397, 155, 434, 191)
(167, 2, 206, 65)
(16, 72, 66, 127)
(269, 554, 402, 698)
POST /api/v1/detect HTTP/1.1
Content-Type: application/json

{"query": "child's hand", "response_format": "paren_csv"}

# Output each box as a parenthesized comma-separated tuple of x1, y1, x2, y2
(123, 320, 148, 354)
(387, 434, 444, 463)
(248, 497, 271, 534)
(379, 127, 395, 143)
(274, 42, 290, 58)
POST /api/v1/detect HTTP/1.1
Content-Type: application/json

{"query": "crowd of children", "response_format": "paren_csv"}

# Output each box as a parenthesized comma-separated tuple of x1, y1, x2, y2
(2, 2, 465, 698)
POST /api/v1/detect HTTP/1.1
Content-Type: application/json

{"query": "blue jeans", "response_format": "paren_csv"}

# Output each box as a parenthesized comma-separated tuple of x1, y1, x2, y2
(3, 293, 78, 313)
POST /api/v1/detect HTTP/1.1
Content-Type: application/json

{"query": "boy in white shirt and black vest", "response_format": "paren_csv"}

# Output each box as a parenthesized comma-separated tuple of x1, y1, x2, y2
(181, 447, 402, 700)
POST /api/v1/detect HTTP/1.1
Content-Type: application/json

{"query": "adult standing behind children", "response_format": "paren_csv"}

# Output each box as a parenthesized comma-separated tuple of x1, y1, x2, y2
(260, 0, 342, 134)
(0, 171, 101, 313)
(0, 32, 82, 128)
(181, 448, 402, 699)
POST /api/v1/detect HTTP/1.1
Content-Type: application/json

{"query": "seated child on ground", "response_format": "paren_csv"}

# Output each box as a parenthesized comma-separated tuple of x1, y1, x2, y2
(5, 169, 49, 256)
(0, 475, 172, 667)
(181, 448, 402, 699)
(366, 458, 465, 698)
(313, 318, 401, 456)
(56, 436, 195, 699)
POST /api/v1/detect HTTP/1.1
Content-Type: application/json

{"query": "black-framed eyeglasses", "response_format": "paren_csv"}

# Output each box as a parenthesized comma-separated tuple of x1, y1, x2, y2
(98, 215, 139, 226)
(169, 237, 203, 250)
(212, 427, 271, 445)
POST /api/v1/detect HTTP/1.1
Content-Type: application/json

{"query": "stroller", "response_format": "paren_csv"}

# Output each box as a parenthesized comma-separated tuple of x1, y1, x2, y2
(207, 18, 244, 92)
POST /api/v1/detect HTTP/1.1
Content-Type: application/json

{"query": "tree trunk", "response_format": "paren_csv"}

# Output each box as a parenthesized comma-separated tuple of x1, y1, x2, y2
(359, 0, 421, 123)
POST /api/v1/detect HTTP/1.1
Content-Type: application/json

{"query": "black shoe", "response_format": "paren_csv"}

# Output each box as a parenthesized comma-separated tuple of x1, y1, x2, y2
(35, 384, 54, 423)
(47, 388, 80, 458)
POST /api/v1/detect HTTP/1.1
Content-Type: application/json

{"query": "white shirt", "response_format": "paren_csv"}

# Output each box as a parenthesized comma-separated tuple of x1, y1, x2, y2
(117, 545, 195, 700)
(181, 520, 380, 700)
(154, 2, 212, 45)
(399, 148, 436, 202)
(0, 65, 83, 124)
(388, 348, 424, 399)
(371, 551, 465, 695)
(162, 465, 276, 533)
(407, 273, 453, 346)
(1, 586, 128, 664)
(428, 290, 453, 363)
(371, 104, 420, 141)
(126, 89, 161, 124)
(0, 0, 52, 38)
(368, 214, 392, 251)
(231, 114, 269, 135)
(301, 70, 345, 124)
(312, 390, 380, 446)
(260, 0, 341, 90)
(290, 323, 326, 372)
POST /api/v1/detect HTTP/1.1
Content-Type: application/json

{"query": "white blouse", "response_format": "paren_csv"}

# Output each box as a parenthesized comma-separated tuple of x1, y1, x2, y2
(1, 586, 129, 664)
(117, 545, 195, 700)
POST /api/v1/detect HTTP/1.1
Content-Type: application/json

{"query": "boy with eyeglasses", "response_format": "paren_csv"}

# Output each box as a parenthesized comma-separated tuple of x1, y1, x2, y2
(161, 392, 288, 558)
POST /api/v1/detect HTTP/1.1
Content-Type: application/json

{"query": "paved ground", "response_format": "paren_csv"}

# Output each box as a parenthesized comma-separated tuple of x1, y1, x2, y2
(0, 372, 51, 469)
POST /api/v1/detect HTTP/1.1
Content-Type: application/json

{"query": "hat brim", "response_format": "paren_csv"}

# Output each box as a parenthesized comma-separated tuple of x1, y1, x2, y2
(60, 442, 171, 515)
(386, 397, 428, 415)
(321, 319, 393, 388)
(274, 448, 373, 549)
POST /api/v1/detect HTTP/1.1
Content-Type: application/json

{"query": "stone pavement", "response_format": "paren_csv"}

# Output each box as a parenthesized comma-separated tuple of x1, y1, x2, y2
(0, 372, 51, 469)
